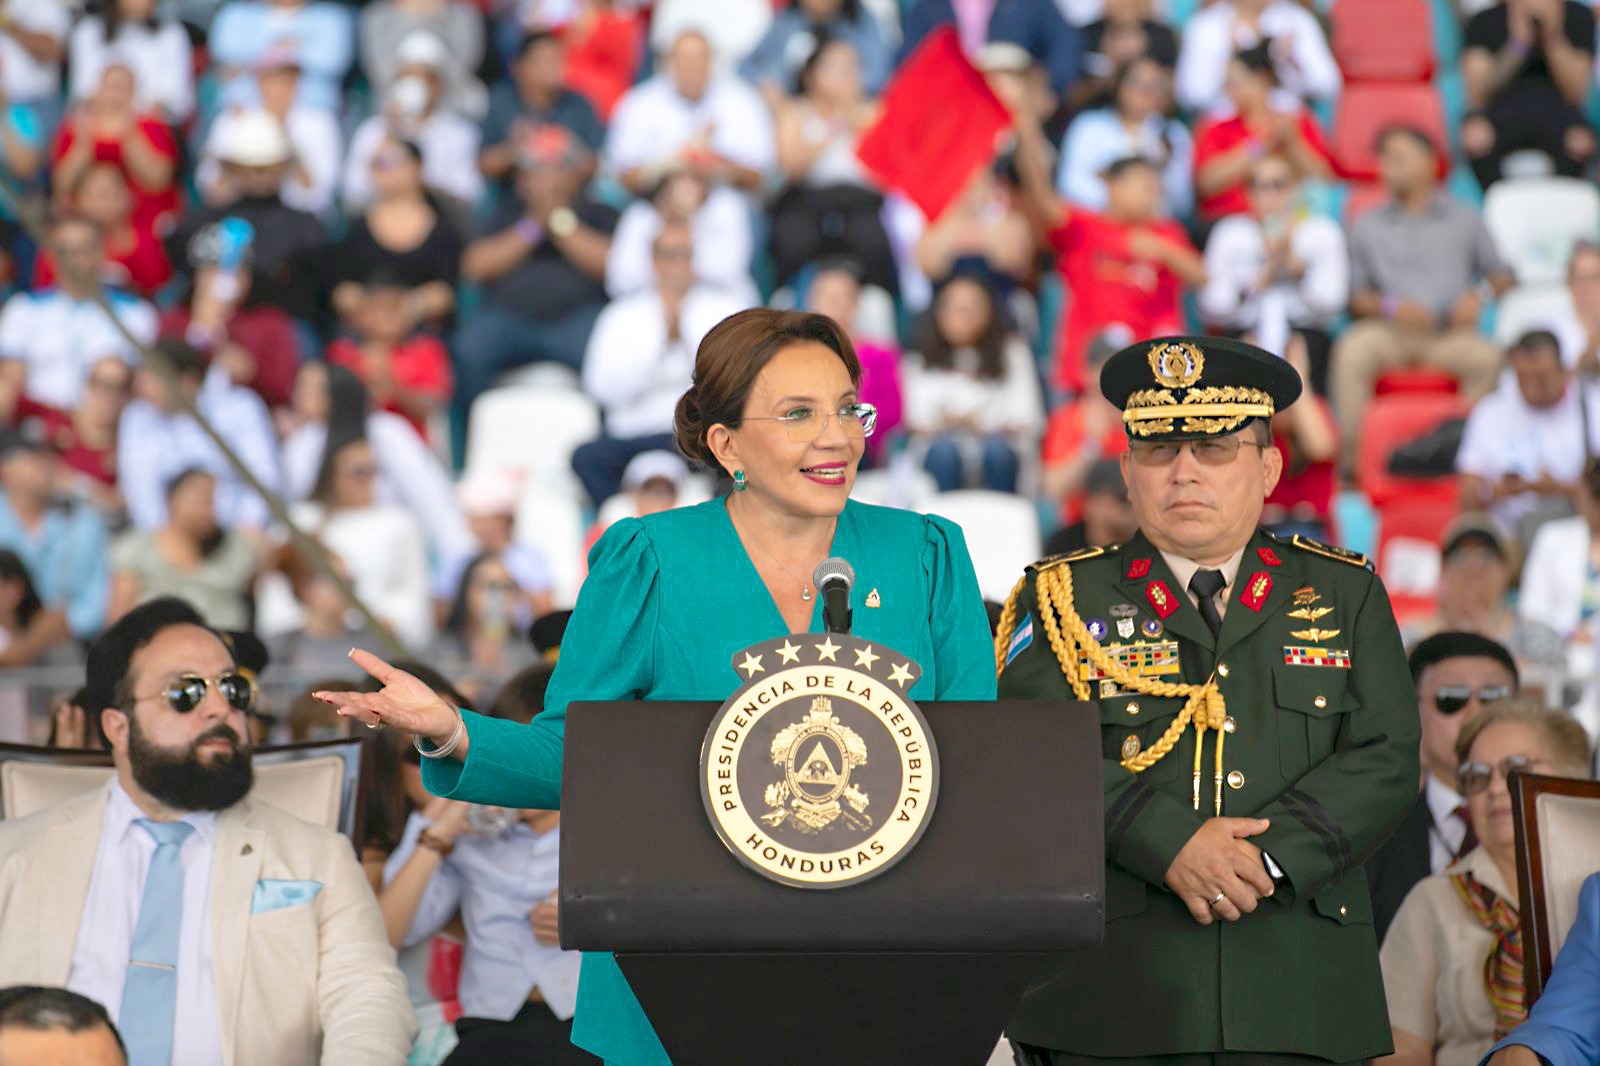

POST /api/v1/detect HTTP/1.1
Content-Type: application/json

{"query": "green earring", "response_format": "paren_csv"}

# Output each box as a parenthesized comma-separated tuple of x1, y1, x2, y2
(732, 470, 747, 492)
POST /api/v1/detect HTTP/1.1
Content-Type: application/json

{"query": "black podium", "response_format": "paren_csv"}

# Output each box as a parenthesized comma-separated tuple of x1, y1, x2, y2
(560, 699, 1104, 1066)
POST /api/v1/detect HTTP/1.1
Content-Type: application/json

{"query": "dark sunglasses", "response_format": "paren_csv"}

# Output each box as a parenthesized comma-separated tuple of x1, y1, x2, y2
(1457, 753, 1544, 796)
(1433, 685, 1512, 715)
(135, 672, 256, 714)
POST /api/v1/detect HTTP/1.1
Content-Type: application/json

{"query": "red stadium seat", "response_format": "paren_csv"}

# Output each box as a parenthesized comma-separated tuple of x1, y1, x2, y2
(1357, 391, 1470, 507)
(1330, 0, 1435, 82)
(1333, 82, 1449, 182)
(1375, 496, 1461, 627)
(1374, 368, 1460, 396)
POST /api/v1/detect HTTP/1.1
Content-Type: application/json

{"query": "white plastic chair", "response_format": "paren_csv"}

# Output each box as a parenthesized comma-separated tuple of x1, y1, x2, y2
(923, 491, 1043, 604)
(1484, 178, 1600, 287)
(464, 387, 601, 499)
(850, 466, 940, 511)
(513, 485, 588, 608)
(1493, 284, 1575, 347)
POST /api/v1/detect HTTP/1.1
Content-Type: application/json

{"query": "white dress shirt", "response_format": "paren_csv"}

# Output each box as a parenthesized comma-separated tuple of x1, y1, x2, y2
(605, 187, 758, 303)
(605, 74, 776, 180)
(69, 17, 196, 122)
(1424, 773, 1469, 875)
(1198, 214, 1349, 335)
(0, 289, 158, 410)
(582, 285, 747, 439)
(1175, 0, 1341, 114)
(1160, 548, 1247, 617)
(67, 779, 224, 1066)
(342, 111, 483, 211)
(1456, 379, 1600, 531)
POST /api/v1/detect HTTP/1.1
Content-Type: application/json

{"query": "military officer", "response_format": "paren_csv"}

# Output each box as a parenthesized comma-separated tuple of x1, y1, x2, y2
(998, 336, 1420, 1065)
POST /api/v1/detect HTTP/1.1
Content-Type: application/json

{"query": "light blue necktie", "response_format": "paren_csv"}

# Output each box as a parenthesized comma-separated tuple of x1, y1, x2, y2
(120, 819, 195, 1066)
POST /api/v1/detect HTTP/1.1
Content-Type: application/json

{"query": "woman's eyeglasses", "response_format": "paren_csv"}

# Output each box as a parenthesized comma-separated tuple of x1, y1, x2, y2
(1129, 437, 1262, 467)
(134, 672, 256, 714)
(1251, 178, 1293, 192)
(1457, 753, 1544, 796)
(744, 402, 878, 443)
(1433, 685, 1512, 715)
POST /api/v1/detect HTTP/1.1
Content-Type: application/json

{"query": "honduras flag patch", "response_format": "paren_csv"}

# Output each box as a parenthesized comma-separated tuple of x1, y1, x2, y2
(1005, 617, 1034, 666)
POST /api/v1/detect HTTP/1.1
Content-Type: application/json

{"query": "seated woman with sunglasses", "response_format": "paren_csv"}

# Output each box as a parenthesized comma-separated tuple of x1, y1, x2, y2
(1379, 700, 1592, 1066)
(313, 308, 995, 1066)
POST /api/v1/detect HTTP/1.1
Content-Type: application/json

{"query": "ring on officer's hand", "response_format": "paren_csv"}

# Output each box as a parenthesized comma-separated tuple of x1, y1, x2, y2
(1211, 892, 1226, 906)
(365, 721, 382, 730)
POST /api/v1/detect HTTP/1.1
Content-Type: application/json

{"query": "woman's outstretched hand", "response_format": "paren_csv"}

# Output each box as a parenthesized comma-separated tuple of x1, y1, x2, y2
(314, 649, 463, 751)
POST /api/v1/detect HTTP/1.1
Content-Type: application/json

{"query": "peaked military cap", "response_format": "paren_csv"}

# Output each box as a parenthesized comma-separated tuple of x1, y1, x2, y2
(1100, 336, 1302, 441)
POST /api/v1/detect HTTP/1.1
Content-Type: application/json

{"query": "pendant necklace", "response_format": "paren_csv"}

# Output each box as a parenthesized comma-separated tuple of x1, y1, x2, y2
(733, 509, 833, 602)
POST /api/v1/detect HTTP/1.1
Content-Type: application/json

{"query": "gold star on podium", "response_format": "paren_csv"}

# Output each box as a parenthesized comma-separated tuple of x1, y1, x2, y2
(738, 652, 765, 677)
(854, 645, 880, 670)
(814, 637, 841, 662)
(776, 639, 802, 665)
(888, 662, 914, 687)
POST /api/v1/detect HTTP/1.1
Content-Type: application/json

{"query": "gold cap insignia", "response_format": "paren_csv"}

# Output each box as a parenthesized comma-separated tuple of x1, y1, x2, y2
(1148, 340, 1205, 388)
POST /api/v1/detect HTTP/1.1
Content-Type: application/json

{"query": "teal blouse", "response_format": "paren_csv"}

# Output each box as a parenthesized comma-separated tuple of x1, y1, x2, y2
(423, 497, 996, 1064)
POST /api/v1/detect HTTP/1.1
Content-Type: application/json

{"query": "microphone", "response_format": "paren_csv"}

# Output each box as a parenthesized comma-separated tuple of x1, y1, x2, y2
(813, 557, 855, 635)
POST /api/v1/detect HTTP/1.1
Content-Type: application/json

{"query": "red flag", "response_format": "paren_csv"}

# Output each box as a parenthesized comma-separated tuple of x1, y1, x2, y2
(856, 27, 1012, 223)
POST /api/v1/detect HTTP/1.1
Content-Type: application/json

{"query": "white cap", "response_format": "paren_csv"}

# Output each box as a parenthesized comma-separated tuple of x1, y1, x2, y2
(207, 108, 292, 167)
(622, 451, 688, 492)
(395, 31, 450, 70)
(456, 468, 523, 516)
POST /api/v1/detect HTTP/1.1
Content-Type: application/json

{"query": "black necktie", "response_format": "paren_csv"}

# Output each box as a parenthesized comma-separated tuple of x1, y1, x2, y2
(1188, 569, 1227, 638)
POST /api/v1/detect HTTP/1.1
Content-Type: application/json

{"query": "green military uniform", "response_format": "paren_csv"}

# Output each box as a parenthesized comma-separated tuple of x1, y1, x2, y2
(997, 337, 1420, 1063)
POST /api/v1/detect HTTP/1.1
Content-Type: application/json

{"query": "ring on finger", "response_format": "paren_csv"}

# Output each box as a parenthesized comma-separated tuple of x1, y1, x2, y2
(365, 720, 382, 730)
(1211, 891, 1227, 906)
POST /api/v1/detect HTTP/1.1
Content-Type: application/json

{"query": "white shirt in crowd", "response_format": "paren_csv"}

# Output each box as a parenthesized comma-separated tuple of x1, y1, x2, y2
(1456, 378, 1600, 530)
(1175, 0, 1341, 114)
(902, 337, 1046, 439)
(648, 0, 773, 68)
(69, 16, 196, 122)
(1198, 214, 1349, 336)
(280, 411, 476, 581)
(606, 186, 758, 303)
(0, 0, 70, 104)
(68, 779, 225, 1066)
(605, 73, 776, 184)
(342, 111, 483, 211)
(0, 289, 158, 410)
(201, 107, 344, 217)
(583, 285, 747, 440)
(117, 366, 284, 532)
(1057, 110, 1195, 217)
(1425, 773, 1469, 875)
(1519, 515, 1600, 738)
(284, 500, 435, 651)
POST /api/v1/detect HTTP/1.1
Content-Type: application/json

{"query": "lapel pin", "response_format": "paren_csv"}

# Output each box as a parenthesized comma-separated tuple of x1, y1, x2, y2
(865, 588, 881, 609)
(241, 844, 253, 856)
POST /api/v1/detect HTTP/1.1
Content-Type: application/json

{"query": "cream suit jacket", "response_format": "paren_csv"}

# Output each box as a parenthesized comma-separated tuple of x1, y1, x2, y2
(0, 784, 416, 1066)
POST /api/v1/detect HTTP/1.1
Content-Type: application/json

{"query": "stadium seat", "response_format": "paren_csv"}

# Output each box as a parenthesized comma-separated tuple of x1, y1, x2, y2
(1331, 0, 1435, 82)
(850, 466, 941, 511)
(1332, 82, 1449, 182)
(464, 386, 601, 499)
(1375, 496, 1459, 626)
(1494, 284, 1575, 347)
(1484, 178, 1600, 287)
(923, 490, 1043, 604)
(1356, 390, 1470, 507)
(1373, 368, 1460, 396)
(513, 485, 588, 608)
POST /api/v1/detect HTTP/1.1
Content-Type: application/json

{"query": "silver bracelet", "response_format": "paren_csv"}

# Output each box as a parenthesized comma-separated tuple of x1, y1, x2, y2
(412, 705, 465, 760)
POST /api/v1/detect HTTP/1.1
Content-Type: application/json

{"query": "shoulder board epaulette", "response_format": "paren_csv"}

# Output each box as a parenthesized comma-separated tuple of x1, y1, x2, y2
(1285, 533, 1373, 571)
(1030, 542, 1122, 574)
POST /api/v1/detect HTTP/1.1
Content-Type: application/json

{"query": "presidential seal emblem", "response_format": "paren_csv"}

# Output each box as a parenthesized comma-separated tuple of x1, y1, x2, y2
(700, 634, 939, 889)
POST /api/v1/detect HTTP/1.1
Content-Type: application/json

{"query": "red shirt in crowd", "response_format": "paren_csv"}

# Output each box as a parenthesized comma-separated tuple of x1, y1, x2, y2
(1265, 397, 1339, 523)
(560, 9, 645, 120)
(326, 335, 453, 436)
(52, 117, 182, 234)
(1048, 211, 1192, 393)
(160, 305, 303, 411)
(34, 224, 172, 296)
(10, 397, 117, 488)
(1040, 401, 1130, 525)
(1192, 110, 1332, 219)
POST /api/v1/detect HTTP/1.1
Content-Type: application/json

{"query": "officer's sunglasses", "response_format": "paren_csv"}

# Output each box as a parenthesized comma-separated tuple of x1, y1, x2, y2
(1129, 438, 1263, 467)
(133, 672, 257, 714)
(1457, 753, 1546, 796)
(1433, 685, 1512, 715)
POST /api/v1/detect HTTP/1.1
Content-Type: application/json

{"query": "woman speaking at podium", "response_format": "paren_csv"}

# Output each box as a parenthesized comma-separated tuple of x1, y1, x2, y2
(318, 308, 995, 1065)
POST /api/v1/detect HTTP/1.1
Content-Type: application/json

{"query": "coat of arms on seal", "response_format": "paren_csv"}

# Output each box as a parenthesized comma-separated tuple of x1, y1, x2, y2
(700, 634, 940, 889)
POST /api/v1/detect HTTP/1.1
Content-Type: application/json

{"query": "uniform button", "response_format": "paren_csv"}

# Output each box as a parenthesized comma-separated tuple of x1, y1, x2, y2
(1338, 905, 1349, 918)
(1126, 701, 1140, 716)
(1217, 663, 1230, 678)
(1223, 716, 1236, 734)
(1226, 770, 1246, 790)
(1313, 695, 1328, 709)
(1121, 735, 1142, 760)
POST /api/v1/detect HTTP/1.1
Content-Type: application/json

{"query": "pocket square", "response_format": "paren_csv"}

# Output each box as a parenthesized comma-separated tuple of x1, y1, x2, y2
(252, 879, 323, 915)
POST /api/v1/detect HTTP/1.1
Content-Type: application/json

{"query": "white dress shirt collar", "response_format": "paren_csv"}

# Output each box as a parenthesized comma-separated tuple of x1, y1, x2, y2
(105, 776, 220, 847)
